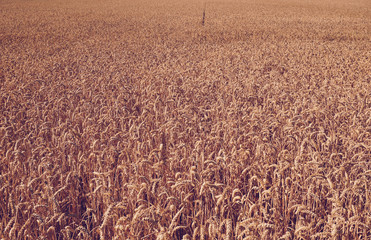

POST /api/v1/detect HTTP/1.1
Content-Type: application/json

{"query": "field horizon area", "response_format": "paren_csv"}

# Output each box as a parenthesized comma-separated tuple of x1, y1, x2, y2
(0, 0, 370, 239)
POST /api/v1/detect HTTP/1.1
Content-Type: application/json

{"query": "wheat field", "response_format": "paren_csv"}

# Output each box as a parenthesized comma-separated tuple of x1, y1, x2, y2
(0, 0, 370, 239)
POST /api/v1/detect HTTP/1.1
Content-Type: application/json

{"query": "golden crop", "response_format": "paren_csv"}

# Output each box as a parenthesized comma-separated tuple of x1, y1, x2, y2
(0, 0, 370, 239)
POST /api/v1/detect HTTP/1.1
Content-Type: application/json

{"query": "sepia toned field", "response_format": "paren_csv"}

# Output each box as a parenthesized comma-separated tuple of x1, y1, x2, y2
(0, 0, 370, 239)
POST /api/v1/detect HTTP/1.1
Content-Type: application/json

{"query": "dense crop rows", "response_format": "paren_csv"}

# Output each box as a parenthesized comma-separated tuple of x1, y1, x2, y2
(1, 0, 370, 239)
